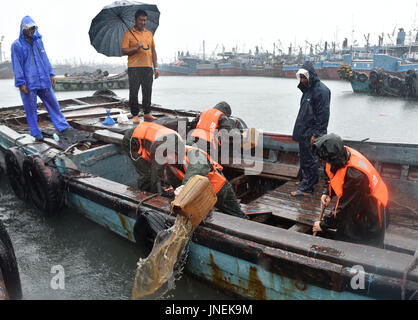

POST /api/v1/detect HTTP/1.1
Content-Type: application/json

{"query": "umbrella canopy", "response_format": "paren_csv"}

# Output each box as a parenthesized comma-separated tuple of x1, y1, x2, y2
(89, 1, 160, 57)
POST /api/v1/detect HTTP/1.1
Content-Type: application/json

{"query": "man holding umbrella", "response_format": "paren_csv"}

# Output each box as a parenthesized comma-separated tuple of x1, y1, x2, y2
(122, 9, 159, 123)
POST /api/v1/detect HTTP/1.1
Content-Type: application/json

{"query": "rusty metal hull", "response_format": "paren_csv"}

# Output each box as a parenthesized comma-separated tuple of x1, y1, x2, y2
(62, 177, 417, 300)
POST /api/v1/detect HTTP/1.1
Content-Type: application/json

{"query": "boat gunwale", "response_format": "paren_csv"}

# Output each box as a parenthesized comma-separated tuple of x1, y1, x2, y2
(65, 174, 418, 283)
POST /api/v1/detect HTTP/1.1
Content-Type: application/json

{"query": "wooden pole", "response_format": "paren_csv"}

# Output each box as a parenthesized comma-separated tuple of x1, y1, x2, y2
(313, 202, 325, 237)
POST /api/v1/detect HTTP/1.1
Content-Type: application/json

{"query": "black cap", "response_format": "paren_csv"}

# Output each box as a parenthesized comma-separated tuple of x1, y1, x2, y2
(312, 133, 345, 163)
(214, 101, 231, 117)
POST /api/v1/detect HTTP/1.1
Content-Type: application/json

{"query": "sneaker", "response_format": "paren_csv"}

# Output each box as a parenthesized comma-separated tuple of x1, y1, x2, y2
(34, 133, 44, 141)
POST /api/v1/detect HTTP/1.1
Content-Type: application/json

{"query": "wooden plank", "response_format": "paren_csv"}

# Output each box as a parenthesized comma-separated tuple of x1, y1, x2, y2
(71, 118, 136, 134)
(67, 173, 418, 282)
(384, 224, 418, 255)
(71, 98, 90, 105)
(62, 108, 126, 120)
(201, 211, 418, 282)
(60, 101, 124, 112)
(224, 161, 299, 179)
(288, 223, 312, 233)
(93, 130, 124, 145)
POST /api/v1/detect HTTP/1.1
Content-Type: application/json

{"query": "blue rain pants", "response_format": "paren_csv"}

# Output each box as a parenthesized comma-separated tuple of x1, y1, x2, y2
(20, 88, 69, 137)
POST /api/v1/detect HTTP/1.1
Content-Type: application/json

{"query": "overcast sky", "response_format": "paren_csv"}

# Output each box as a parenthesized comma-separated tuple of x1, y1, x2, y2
(1, 0, 417, 65)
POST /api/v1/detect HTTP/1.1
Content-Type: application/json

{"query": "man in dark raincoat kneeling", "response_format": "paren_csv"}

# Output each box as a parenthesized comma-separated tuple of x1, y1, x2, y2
(312, 133, 389, 248)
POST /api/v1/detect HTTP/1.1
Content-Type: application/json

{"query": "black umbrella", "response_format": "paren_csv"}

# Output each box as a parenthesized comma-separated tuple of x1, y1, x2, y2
(89, 1, 160, 57)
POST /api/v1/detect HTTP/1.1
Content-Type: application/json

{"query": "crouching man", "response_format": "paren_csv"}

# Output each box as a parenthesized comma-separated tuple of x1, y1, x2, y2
(122, 122, 184, 194)
(167, 145, 248, 220)
(312, 133, 389, 248)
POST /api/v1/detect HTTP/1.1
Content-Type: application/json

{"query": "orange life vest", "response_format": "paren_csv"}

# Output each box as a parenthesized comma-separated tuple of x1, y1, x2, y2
(190, 108, 225, 150)
(325, 146, 389, 227)
(167, 146, 226, 194)
(131, 122, 180, 163)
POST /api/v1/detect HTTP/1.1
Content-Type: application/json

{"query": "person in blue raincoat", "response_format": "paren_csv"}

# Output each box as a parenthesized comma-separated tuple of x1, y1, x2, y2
(11, 16, 70, 141)
(291, 61, 331, 196)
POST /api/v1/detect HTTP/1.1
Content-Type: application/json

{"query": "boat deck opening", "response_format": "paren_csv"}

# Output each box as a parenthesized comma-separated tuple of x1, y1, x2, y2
(242, 180, 418, 255)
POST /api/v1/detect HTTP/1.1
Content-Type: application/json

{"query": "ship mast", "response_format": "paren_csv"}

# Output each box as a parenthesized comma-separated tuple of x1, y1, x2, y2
(0, 36, 4, 63)
(203, 40, 206, 63)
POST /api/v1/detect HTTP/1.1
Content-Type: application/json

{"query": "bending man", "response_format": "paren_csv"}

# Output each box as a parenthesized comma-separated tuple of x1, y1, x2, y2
(312, 133, 389, 247)
(188, 101, 241, 156)
(170, 145, 248, 220)
(122, 122, 183, 194)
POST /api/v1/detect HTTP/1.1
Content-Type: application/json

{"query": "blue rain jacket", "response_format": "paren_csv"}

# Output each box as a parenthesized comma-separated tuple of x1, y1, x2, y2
(11, 16, 55, 91)
(292, 61, 331, 143)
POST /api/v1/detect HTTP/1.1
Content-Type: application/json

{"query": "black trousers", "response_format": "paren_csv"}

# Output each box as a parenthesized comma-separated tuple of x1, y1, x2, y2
(128, 67, 154, 116)
(298, 140, 319, 193)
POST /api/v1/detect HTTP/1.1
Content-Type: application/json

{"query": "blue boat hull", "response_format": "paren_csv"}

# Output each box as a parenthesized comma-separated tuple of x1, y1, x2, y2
(0, 95, 416, 300)
(65, 188, 371, 300)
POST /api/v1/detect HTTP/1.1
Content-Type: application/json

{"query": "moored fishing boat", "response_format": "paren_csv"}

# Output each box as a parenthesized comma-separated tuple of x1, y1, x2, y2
(54, 71, 129, 92)
(0, 92, 416, 300)
(338, 65, 418, 98)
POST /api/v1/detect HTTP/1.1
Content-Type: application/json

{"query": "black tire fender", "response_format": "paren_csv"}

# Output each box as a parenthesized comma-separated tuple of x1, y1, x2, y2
(5, 147, 28, 201)
(0, 221, 22, 300)
(133, 210, 170, 256)
(357, 73, 368, 83)
(22, 154, 64, 216)
(231, 116, 248, 130)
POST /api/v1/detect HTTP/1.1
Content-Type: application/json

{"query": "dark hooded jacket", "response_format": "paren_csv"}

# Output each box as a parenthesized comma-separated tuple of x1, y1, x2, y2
(292, 62, 330, 143)
(11, 16, 55, 91)
(313, 135, 387, 248)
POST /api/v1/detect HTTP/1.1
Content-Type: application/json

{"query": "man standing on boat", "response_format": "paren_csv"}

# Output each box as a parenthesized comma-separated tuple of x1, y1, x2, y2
(291, 61, 330, 197)
(11, 16, 70, 141)
(122, 9, 159, 123)
(312, 133, 388, 247)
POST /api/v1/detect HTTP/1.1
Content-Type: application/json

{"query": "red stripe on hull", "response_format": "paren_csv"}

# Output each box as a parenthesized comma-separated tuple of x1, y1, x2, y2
(246, 70, 274, 77)
(219, 68, 244, 76)
(197, 69, 220, 76)
(284, 70, 297, 78)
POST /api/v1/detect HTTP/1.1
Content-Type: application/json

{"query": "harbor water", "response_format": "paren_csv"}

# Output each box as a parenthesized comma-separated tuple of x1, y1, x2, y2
(0, 76, 417, 300)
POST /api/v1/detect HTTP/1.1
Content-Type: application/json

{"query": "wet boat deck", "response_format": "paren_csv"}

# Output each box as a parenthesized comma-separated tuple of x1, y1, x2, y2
(244, 180, 418, 255)
(1, 94, 417, 258)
